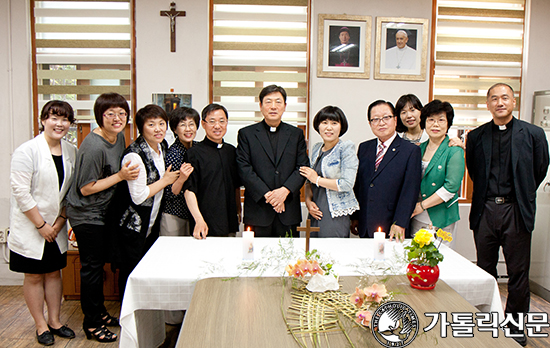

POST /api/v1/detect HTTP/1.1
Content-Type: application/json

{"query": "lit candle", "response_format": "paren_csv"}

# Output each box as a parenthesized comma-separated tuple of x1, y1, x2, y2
(242, 227, 254, 261)
(374, 227, 385, 261)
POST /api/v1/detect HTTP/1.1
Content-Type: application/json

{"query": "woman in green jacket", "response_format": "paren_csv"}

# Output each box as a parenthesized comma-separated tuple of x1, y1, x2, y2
(410, 100, 464, 248)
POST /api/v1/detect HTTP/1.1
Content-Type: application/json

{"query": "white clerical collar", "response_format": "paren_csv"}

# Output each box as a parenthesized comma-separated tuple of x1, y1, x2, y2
(499, 125, 506, 130)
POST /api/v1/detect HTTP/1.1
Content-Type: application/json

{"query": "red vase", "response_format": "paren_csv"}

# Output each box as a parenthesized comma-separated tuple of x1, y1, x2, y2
(406, 263, 439, 290)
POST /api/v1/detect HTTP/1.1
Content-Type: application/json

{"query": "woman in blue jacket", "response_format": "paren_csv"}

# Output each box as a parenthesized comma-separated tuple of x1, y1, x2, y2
(410, 100, 465, 248)
(300, 106, 359, 237)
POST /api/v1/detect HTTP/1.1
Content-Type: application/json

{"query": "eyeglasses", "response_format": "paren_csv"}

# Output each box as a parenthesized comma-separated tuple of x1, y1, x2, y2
(104, 112, 127, 119)
(370, 115, 394, 125)
(178, 122, 196, 129)
(205, 119, 227, 126)
(426, 118, 447, 125)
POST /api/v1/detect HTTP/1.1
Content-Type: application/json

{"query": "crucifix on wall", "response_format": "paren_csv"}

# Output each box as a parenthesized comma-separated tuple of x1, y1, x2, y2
(160, 2, 186, 52)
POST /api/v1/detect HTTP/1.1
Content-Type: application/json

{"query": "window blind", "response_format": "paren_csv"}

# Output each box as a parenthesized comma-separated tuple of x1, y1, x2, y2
(32, 0, 133, 128)
(432, 0, 525, 128)
(211, 0, 309, 134)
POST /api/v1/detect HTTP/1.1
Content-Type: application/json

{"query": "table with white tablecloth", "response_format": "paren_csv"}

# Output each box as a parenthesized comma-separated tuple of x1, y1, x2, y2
(118, 237, 504, 348)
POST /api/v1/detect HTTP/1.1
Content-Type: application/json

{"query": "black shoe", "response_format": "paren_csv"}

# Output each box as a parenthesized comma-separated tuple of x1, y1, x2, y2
(100, 312, 120, 327)
(83, 324, 118, 342)
(509, 327, 527, 347)
(36, 330, 54, 346)
(48, 324, 76, 339)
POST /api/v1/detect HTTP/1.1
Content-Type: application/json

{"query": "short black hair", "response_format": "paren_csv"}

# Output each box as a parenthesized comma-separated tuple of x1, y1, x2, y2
(201, 103, 228, 121)
(487, 83, 514, 98)
(259, 85, 287, 104)
(420, 99, 454, 131)
(39, 100, 75, 131)
(169, 107, 200, 133)
(395, 94, 423, 133)
(313, 106, 349, 137)
(93, 93, 130, 128)
(135, 104, 168, 134)
(367, 100, 395, 121)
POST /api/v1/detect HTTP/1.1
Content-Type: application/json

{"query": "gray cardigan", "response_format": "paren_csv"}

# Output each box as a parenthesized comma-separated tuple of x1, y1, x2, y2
(310, 140, 360, 218)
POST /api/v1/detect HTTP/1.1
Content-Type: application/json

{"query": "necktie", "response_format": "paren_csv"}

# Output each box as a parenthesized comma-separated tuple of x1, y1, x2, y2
(375, 143, 386, 170)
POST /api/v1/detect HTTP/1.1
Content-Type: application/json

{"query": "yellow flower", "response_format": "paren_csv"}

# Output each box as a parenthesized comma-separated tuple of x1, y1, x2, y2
(437, 228, 453, 242)
(413, 229, 434, 247)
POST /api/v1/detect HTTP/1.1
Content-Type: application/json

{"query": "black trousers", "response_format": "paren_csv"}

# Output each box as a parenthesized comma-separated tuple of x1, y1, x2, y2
(246, 216, 298, 238)
(474, 201, 531, 319)
(72, 224, 110, 327)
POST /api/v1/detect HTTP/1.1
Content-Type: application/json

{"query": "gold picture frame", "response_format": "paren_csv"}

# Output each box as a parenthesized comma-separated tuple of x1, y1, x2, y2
(317, 14, 371, 79)
(374, 17, 429, 81)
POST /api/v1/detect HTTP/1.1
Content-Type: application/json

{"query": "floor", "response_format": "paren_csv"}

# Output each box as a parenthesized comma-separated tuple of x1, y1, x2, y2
(0, 283, 548, 347)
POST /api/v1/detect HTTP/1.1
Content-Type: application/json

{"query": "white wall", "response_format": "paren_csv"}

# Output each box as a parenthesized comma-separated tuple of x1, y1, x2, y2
(134, 0, 209, 129)
(309, 0, 432, 147)
(521, 0, 550, 122)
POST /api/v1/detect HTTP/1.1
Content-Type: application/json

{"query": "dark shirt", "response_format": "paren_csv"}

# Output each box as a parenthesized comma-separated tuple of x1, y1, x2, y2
(487, 120, 515, 198)
(52, 154, 64, 191)
(262, 120, 280, 159)
(184, 136, 241, 236)
(163, 140, 197, 219)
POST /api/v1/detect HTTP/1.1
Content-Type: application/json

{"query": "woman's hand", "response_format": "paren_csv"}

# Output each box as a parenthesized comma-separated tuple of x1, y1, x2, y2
(306, 201, 323, 220)
(179, 163, 194, 182)
(448, 137, 465, 150)
(118, 161, 140, 181)
(38, 223, 57, 243)
(300, 166, 318, 182)
(411, 202, 424, 217)
(162, 165, 180, 185)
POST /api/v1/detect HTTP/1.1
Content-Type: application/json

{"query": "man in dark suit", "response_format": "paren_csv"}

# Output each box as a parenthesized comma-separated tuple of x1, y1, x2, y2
(236, 85, 309, 237)
(466, 83, 549, 346)
(351, 100, 421, 241)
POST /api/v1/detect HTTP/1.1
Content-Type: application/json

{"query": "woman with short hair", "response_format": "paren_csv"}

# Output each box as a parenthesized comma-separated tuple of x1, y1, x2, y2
(410, 100, 465, 248)
(112, 104, 179, 298)
(10, 100, 77, 345)
(66, 92, 139, 342)
(300, 106, 359, 237)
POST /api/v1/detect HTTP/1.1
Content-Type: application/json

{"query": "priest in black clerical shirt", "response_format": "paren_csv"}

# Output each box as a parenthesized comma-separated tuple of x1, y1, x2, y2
(236, 85, 309, 237)
(184, 103, 241, 239)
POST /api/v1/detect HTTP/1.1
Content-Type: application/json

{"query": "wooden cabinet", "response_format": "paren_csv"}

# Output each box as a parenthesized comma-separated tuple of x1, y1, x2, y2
(62, 247, 120, 301)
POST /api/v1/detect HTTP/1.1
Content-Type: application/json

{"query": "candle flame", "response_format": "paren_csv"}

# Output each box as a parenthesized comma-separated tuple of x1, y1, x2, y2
(378, 227, 382, 233)
(247, 227, 251, 231)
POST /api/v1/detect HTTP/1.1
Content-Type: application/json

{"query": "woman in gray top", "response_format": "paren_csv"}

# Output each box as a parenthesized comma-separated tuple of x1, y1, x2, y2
(66, 93, 139, 342)
(300, 106, 359, 237)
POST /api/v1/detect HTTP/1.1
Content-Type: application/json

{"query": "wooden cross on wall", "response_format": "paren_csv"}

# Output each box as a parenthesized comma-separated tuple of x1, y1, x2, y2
(160, 2, 186, 52)
(297, 219, 320, 254)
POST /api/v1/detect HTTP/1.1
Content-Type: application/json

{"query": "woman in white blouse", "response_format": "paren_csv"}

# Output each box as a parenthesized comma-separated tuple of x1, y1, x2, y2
(112, 104, 179, 298)
(9, 101, 77, 345)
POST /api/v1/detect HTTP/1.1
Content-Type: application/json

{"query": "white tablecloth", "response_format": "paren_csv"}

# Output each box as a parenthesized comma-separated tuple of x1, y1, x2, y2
(119, 237, 504, 348)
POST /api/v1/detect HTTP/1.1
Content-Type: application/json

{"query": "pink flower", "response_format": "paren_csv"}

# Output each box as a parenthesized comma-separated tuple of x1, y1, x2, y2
(285, 263, 304, 278)
(363, 283, 388, 303)
(349, 287, 366, 308)
(297, 259, 313, 275)
(355, 311, 372, 327)
(310, 260, 324, 275)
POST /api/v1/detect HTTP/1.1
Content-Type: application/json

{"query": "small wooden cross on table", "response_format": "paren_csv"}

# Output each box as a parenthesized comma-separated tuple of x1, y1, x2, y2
(160, 2, 186, 52)
(297, 219, 320, 254)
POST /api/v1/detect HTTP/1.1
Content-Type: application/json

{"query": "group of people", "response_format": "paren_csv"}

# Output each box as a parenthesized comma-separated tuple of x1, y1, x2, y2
(9, 83, 548, 346)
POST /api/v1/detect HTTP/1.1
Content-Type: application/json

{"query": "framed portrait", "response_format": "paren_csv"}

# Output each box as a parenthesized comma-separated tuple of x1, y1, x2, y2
(152, 93, 192, 113)
(317, 14, 371, 79)
(374, 17, 429, 81)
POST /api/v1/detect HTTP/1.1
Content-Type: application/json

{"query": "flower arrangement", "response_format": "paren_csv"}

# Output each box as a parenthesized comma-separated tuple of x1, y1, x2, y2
(285, 249, 333, 278)
(349, 283, 391, 327)
(404, 227, 452, 267)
